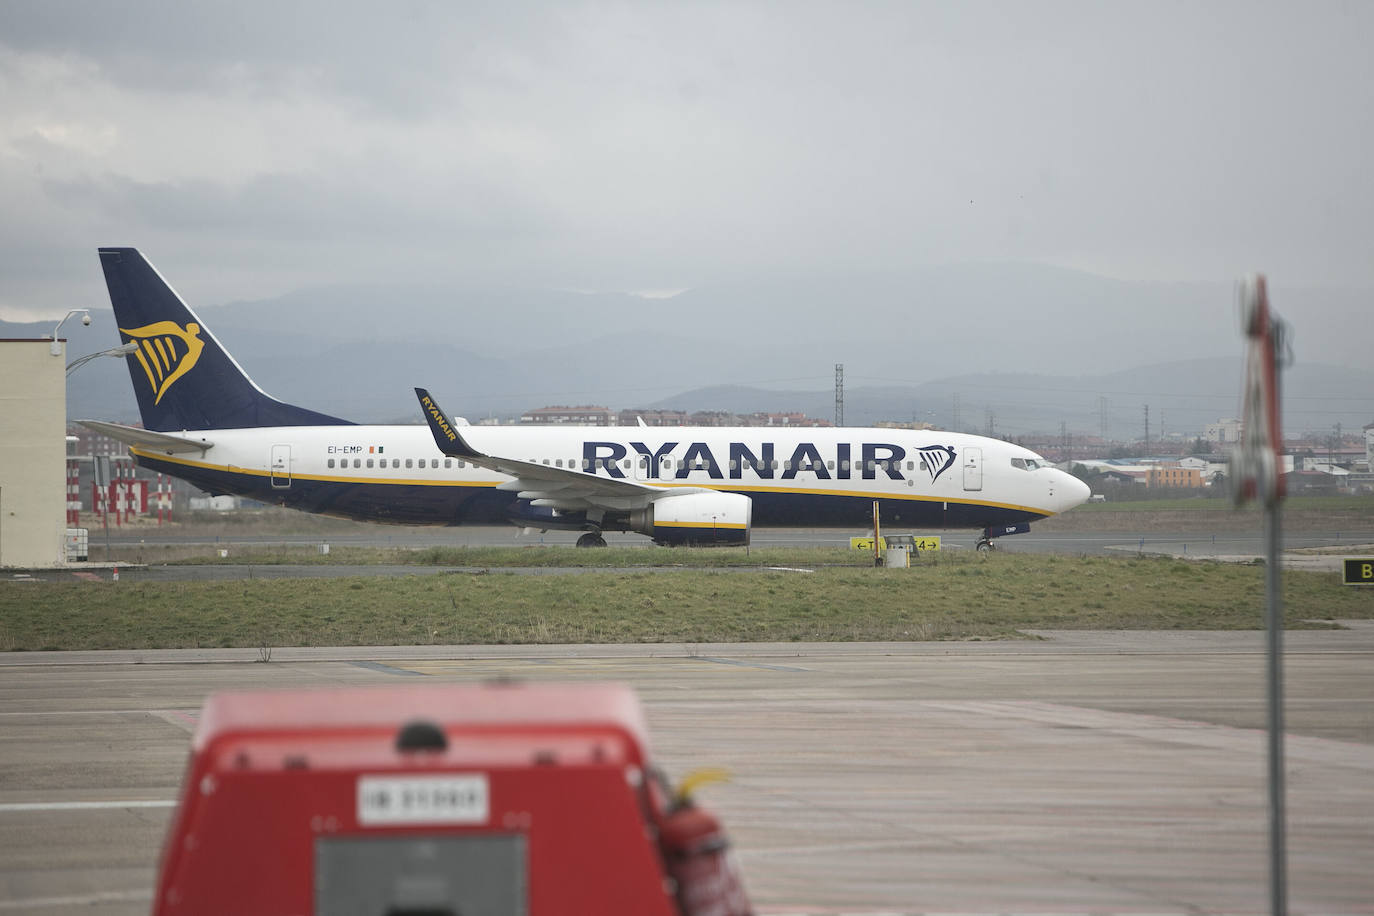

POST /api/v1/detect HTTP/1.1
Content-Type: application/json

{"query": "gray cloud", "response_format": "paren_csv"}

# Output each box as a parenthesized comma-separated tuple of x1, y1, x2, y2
(0, 0, 1370, 375)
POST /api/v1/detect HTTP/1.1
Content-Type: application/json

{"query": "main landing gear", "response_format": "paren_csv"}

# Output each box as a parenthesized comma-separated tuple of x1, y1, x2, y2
(576, 531, 608, 548)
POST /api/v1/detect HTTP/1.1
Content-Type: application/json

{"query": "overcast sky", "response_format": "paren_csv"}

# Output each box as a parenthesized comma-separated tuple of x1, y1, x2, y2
(2, 0, 1371, 323)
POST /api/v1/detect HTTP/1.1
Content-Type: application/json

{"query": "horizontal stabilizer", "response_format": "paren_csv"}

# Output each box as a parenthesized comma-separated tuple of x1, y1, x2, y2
(77, 419, 214, 454)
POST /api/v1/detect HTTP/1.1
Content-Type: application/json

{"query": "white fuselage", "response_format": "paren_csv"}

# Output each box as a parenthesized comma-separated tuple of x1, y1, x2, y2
(131, 423, 1089, 532)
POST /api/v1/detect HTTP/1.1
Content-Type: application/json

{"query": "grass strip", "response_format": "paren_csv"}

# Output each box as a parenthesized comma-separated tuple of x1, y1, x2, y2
(2, 553, 1368, 651)
(145, 545, 866, 568)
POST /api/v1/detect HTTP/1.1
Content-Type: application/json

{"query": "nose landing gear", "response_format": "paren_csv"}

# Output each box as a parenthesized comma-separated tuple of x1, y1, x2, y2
(977, 522, 1032, 552)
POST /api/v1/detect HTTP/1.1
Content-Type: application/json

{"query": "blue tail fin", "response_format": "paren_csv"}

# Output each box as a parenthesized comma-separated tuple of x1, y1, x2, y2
(98, 248, 353, 431)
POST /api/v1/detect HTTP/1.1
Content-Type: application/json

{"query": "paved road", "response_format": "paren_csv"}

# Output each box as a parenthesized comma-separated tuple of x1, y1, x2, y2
(2, 632, 1372, 915)
(25, 524, 1365, 581)
(85, 523, 1374, 555)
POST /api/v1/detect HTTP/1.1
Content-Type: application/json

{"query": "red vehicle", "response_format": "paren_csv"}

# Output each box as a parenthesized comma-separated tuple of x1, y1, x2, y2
(153, 682, 751, 915)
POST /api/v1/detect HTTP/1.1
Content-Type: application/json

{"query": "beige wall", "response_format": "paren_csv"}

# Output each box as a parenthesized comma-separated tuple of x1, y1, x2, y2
(0, 340, 67, 567)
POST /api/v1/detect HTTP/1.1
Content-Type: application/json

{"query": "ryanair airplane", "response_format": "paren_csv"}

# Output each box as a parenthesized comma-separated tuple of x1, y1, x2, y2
(82, 248, 1090, 548)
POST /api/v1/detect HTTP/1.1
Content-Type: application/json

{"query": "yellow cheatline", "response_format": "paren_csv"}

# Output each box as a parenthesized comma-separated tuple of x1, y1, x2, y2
(128, 450, 1047, 514)
(649, 480, 1045, 515)
(653, 520, 748, 530)
(674, 766, 731, 805)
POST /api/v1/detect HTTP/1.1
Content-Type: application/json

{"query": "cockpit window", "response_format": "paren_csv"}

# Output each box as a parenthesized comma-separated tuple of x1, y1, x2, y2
(1011, 458, 1042, 471)
(1011, 458, 1026, 470)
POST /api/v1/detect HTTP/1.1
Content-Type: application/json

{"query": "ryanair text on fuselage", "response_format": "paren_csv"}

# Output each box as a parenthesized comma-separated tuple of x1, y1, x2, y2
(579, 440, 957, 482)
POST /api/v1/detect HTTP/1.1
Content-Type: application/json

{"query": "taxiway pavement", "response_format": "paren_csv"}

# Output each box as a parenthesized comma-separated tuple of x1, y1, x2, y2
(2, 630, 1373, 914)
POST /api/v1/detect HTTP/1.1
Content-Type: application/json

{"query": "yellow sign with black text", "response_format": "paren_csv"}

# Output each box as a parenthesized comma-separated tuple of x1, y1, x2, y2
(850, 535, 941, 553)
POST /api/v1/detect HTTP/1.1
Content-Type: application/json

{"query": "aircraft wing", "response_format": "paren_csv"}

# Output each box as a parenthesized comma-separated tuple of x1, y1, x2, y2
(77, 419, 214, 455)
(415, 388, 696, 510)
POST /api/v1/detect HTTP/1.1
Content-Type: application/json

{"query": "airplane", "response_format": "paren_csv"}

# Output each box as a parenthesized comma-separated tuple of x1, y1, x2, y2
(81, 248, 1091, 549)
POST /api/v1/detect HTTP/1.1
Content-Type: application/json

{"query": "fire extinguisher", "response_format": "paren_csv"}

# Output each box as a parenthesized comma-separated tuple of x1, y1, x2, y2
(656, 768, 752, 916)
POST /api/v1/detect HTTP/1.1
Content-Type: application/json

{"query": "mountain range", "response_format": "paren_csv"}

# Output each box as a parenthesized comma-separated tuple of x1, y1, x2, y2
(11, 261, 1369, 438)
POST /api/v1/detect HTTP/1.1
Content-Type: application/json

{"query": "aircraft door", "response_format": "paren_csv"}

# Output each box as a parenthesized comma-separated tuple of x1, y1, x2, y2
(962, 447, 983, 491)
(271, 444, 291, 489)
(633, 454, 651, 481)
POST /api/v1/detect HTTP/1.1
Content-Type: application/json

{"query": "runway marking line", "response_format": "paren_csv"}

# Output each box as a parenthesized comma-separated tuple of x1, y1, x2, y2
(696, 655, 810, 672)
(0, 889, 154, 910)
(151, 708, 200, 732)
(923, 700, 1374, 769)
(0, 800, 175, 812)
(352, 659, 428, 677)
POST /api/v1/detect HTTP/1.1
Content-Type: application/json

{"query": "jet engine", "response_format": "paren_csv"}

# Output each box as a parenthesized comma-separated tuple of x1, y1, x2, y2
(630, 491, 752, 547)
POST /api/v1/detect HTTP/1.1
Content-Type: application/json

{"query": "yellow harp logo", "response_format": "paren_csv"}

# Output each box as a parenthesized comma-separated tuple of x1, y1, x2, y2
(119, 321, 206, 405)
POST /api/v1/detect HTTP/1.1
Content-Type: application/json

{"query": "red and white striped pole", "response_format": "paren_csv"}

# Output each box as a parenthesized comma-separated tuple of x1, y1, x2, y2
(66, 459, 80, 525)
(111, 464, 121, 528)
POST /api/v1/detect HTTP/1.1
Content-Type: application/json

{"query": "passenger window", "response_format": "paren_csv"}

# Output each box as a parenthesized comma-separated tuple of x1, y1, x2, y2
(840, 460, 850, 471)
(366, 458, 374, 468)
(906, 460, 914, 470)
(445, 459, 453, 469)
(403, 458, 411, 468)
(827, 460, 835, 469)
(920, 458, 928, 471)
(327, 458, 335, 468)
(353, 458, 361, 468)
(730, 460, 738, 470)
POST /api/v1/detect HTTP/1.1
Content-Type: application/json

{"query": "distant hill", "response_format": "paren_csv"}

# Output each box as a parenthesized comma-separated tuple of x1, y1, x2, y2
(9, 260, 1369, 435)
(653, 360, 1374, 439)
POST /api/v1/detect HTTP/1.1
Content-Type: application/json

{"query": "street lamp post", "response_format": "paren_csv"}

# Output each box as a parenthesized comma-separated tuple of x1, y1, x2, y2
(66, 342, 140, 377)
(49, 309, 92, 357)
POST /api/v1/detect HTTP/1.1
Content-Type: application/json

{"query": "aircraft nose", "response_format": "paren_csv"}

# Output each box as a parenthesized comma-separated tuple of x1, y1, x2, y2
(1056, 471, 1092, 513)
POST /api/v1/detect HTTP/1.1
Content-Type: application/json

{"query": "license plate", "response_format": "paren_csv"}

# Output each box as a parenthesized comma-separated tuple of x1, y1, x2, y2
(356, 775, 489, 826)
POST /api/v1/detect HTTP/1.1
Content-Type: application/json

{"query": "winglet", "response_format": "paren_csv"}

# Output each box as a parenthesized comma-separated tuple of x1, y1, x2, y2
(415, 388, 483, 459)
